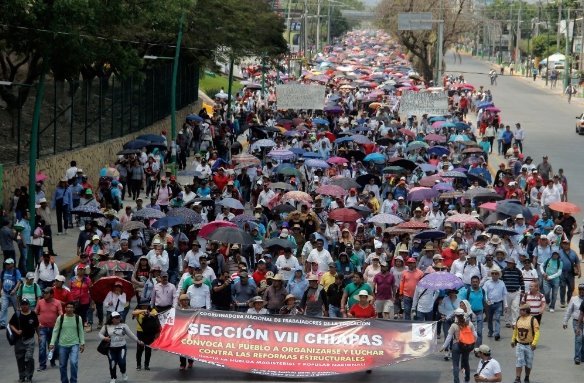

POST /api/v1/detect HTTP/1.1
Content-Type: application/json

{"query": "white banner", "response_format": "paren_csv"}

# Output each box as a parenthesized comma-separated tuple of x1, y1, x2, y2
(399, 90, 448, 117)
(276, 84, 326, 110)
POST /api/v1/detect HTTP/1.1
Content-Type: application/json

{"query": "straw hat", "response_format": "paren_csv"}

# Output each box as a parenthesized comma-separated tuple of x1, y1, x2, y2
(248, 296, 266, 307)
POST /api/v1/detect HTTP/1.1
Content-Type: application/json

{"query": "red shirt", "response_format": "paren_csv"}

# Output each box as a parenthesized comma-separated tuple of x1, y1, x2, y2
(35, 298, 63, 327)
(441, 248, 458, 269)
(53, 287, 70, 310)
(213, 174, 229, 191)
(349, 303, 376, 318)
(252, 269, 267, 285)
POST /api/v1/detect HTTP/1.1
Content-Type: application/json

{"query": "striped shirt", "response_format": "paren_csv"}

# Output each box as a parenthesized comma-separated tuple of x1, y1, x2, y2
(521, 269, 538, 291)
(524, 293, 546, 315)
(501, 268, 524, 293)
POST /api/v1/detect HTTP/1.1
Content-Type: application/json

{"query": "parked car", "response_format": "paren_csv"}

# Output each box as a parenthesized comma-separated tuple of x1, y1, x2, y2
(575, 113, 584, 134)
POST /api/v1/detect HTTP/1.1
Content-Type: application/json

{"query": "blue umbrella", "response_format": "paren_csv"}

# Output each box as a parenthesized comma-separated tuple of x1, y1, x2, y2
(441, 122, 457, 129)
(124, 139, 150, 150)
(352, 134, 372, 144)
(350, 126, 370, 133)
(218, 198, 245, 210)
(137, 134, 165, 143)
(327, 95, 341, 102)
(419, 163, 437, 173)
(305, 159, 330, 169)
(273, 163, 295, 173)
(302, 152, 322, 158)
(428, 116, 447, 123)
(477, 101, 494, 109)
(335, 136, 354, 144)
(152, 216, 185, 229)
(313, 117, 329, 125)
(186, 114, 204, 122)
(364, 153, 385, 163)
(448, 134, 470, 142)
(289, 148, 306, 155)
(427, 146, 450, 157)
(454, 122, 470, 131)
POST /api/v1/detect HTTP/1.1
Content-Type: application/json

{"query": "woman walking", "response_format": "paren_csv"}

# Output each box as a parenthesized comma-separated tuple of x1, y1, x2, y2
(99, 311, 143, 383)
(440, 308, 477, 383)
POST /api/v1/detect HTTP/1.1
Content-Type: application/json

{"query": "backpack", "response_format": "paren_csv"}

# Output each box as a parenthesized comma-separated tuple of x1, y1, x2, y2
(17, 282, 40, 303)
(463, 262, 483, 279)
(543, 257, 561, 273)
(54, 314, 81, 346)
(139, 314, 161, 344)
(458, 324, 476, 352)
(465, 286, 486, 303)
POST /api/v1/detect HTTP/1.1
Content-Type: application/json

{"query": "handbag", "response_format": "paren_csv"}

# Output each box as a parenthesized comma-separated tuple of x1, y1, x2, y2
(31, 236, 44, 246)
(97, 326, 110, 355)
(5, 312, 19, 346)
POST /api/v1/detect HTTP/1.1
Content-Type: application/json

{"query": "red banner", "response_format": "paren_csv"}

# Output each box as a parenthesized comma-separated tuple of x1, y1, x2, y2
(150, 309, 438, 378)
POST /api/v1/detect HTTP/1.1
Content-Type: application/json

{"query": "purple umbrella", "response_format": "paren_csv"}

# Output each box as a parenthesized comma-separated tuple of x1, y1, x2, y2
(352, 134, 372, 144)
(418, 271, 464, 290)
(324, 104, 343, 113)
(453, 167, 468, 173)
(433, 182, 454, 192)
(267, 149, 296, 160)
(305, 159, 330, 169)
(407, 187, 439, 201)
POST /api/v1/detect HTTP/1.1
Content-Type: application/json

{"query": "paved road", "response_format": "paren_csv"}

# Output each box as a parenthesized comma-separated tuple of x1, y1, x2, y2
(2, 53, 583, 383)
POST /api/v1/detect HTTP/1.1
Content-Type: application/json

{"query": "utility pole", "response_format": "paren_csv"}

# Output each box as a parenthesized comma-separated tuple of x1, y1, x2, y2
(564, 7, 571, 90)
(226, 56, 235, 121)
(516, 0, 522, 65)
(303, 0, 308, 59)
(558, 0, 562, 49)
(327, 0, 332, 46)
(316, 0, 321, 52)
(170, 11, 185, 174)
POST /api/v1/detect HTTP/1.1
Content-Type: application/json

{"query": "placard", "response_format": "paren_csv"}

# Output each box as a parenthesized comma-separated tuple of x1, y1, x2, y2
(276, 84, 326, 110)
(399, 90, 448, 117)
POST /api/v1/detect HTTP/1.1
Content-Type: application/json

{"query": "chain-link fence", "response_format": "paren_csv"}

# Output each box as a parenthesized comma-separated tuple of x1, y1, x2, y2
(1, 61, 199, 165)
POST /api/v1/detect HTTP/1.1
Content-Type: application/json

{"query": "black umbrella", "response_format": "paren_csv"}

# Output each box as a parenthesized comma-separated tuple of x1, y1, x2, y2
(350, 205, 372, 217)
(185, 198, 215, 207)
(117, 148, 141, 155)
(482, 212, 510, 226)
(263, 238, 293, 249)
(339, 150, 365, 162)
(485, 226, 519, 237)
(272, 204, 296, 214)
(376, 138, 396, 146)
(388, 158, 417, 171)
(137, 134, 165, 143)
(356, 174, 382, 187)
(495, 200, 534, 220)
(330, 177, 361, 189)
(473, 193, 504, 203)
(206, 227, 255, 245)
(414, 230, 447, 240)
(462, 187, 497, 199)
(466, 172, 489, 187)
(146, 142, 168, 150)
(124, 139, 150, 150)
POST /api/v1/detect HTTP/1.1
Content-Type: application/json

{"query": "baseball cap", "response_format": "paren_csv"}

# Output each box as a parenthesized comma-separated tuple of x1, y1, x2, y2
(432, 254, 444, 261)
(92, 235, 100, 241)
(111, 311, 121, 318)
(406, 257, 416, 263)
(474, 344, 491, 354)
(26, 272, 34, 279)
(4, 258, 15, 264)
(20, 298, 30, 305)
(55, 275, 66, 282)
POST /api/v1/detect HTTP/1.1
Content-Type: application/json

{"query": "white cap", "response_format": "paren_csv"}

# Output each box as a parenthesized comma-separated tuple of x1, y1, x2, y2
(515, 214, 524, 219)
(111, 311, 121, 318)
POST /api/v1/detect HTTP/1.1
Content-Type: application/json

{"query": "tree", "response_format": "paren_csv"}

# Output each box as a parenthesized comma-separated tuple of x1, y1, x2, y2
(376, 0, 474, 81)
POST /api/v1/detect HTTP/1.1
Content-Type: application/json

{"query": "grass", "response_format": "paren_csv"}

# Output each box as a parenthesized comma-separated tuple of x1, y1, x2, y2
(199, 73, 242, 98)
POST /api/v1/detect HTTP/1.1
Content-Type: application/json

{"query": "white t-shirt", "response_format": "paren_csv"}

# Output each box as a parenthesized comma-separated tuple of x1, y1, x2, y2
(307, 249, 333, 273)
(476, 358, 501, 379)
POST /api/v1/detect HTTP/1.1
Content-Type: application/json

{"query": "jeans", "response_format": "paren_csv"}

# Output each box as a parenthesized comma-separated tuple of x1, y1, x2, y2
(87, 302, 104, 326)
(402, 296, 413, 320)
(59, 344, 80, 383)
(415, 311, 434, 321)
(543, 278, 560, 309)
(487, 301, 503, 337)
(108, 345, 127, 379)
(328, 305, 342, 318)
(15, 337, 35, 381)
(39, 327, 55, 368)
(451, 342, 471, 383)
(0, 292, 18, 326)
(560, 271, 575, 305)
(473, 311, 484, 346)
(573, 319, 584, 362)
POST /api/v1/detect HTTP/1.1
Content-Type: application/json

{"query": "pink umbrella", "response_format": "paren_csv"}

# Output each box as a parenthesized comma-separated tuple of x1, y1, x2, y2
(327, 156, 349, 165)
(431, 121, 446, 129)
(281, 191, 313, 203)
(198, 221, 238, 239)
(425, 133, 446, 143)
(35, 172, 48, 183)
(479, 202, 497, 211)
(485, 106, 501, 113)
(315, 185, 348, 198)
(445, 214, 483, 225)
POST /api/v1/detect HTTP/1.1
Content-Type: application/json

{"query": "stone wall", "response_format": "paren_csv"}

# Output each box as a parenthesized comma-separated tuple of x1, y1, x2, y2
(2, 103, 199, 208)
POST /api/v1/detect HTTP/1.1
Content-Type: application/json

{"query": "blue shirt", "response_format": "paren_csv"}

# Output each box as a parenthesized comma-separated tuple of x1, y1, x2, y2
(483, 279, 507, 303)
(458, 286, 485, 312)
(1, 269, 21, 292)
(559, 249, 579, 272)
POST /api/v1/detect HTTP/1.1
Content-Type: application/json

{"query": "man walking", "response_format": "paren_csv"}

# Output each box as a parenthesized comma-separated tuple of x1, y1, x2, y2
(10, 298, 39, 382)
(563, 283, 584, 364)
(511, 304, 540, 383)
(501, 258, 524, 328)
(49, 301, 85, 383)
(1, 258, 21, 329)
(484, 268, 508, 341)
(558, 239, 580, 308)
(35, 287, 63, 371)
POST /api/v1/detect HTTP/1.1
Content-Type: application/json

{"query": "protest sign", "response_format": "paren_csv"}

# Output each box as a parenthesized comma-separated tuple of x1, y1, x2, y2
(276, 84, 326, 110)
(150, 309, 437, 378)
(399, 90, 449, 117)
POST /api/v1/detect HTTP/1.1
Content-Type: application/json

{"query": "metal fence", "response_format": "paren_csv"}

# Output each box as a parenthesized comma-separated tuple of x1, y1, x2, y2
(2, 61, 199, 165)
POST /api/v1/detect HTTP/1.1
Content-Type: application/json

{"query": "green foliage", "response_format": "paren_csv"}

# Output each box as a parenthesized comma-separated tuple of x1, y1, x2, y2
(531, 34, 565, 59)
(199, 74, 242, 95)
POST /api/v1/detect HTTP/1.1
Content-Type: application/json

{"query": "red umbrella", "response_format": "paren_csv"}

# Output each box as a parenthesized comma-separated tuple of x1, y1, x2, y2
(315, 185, 348, 198)
(419, 175, 444, 187)
(424, 134, 446, 143)
(328, 208, 362, 222)
(399, 128, 416, 138)
(548, 202, 581, 214)
(396, 221, 429, 230)
(198, 221, 238, 238)
(90, 276, 134, 303)
(324, 131, 336, 143)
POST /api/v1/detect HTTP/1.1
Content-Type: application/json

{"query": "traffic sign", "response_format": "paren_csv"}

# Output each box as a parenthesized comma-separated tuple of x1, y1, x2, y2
(398, 12, 433, 31)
